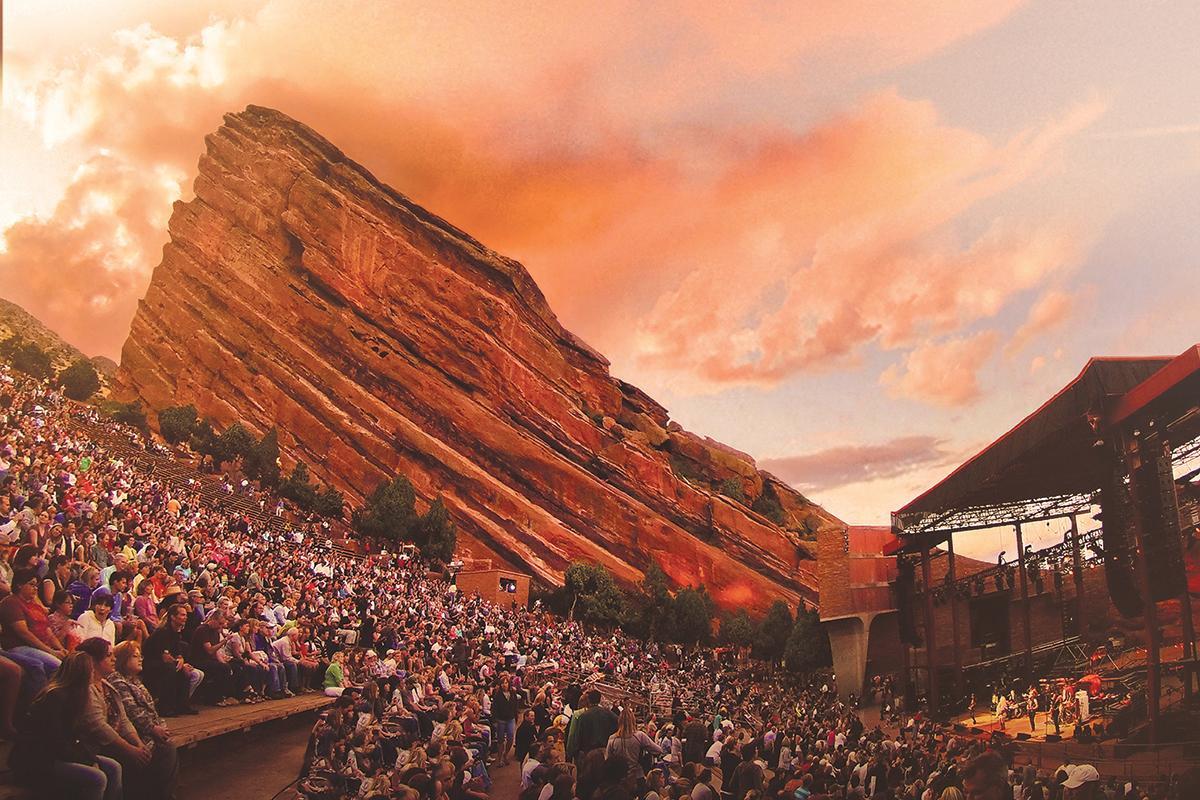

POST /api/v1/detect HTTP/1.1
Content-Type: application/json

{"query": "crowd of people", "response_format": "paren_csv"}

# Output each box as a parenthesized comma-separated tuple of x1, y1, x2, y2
(0, 363, 1194, 800)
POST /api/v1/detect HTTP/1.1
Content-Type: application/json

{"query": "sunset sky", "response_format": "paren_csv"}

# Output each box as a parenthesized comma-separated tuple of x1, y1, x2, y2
(2, 2, 1198, 551)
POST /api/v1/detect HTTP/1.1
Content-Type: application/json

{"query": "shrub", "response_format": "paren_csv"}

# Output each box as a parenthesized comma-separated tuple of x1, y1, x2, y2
(412, 496, 456, 561)
(312, 485, 345, 519)
(101, 400, 149, 434)
(719, 610, 757, 648)
(279, 462, 319, 508)
(1, 335, 53, 381)
(753, 600, 794, 662)
(244, 428, 281, 488)
(751, 482, 787, 526)
(215, 423, 255, 468)
(673, 586, 714, 645)
(58, 359, 100, 401)
(718, 477, 746, 503)
(784, 607, 833, 674)
(563, 562, 628, 628)
(352, 476, 417, 543)
(158, 405, 199, 445)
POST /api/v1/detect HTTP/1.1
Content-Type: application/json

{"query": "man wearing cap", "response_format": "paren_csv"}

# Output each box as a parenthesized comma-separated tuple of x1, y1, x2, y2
(1062, 765, 1099, 799)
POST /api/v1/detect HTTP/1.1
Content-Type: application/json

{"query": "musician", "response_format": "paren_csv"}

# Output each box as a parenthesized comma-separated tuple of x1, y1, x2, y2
(968, 692, 977, 724)
(995, 694, 1008, 730)
(1050, 696, 1062, 736)
(1026, 685, 1039, 732)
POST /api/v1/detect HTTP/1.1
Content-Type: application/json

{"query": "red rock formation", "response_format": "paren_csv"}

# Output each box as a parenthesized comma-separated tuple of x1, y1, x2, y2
(116, 106, 841, 613)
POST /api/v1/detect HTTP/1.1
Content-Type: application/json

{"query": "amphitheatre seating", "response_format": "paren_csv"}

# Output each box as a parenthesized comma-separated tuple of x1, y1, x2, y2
(73, 417, 364, 561)
(166, 692, 334, 749)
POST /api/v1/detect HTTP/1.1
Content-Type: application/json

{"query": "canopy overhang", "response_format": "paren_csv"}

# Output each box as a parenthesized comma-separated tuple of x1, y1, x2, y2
(892, 345, 1200, 549)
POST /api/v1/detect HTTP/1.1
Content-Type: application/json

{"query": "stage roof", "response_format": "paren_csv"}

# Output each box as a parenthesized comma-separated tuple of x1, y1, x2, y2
(892, 345, 1200, 544)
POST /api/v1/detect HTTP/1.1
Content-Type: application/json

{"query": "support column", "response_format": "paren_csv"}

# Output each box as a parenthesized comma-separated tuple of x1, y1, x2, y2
(1070, 514, 1085, 631)
(947, 533, 964, 700)
(1015, 523, 1034, 684)
(1181, 585, 1197, 701)
(921, 547, 940, 716)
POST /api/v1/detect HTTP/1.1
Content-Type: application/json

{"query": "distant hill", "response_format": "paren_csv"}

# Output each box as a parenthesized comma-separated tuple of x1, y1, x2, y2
(0, 296, 114, 387)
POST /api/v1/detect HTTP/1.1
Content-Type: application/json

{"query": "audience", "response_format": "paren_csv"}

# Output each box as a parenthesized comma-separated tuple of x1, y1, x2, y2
(0, 364, 1193, 800)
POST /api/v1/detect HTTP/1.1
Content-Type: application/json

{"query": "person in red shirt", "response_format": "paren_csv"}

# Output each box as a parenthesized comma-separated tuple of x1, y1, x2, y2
(0, 568, 67, 689)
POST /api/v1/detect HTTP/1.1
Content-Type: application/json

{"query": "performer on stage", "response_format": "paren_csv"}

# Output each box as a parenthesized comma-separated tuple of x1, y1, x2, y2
(1026, 685, 1039, 732)
(1050, 696, 1062, 736)
(995, 694, 1008, 730)
(968, 692, 977, 724)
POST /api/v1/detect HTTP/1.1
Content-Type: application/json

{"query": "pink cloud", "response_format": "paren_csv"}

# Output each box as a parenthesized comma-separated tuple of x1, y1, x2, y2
(760, 435, 953, 492)
(879, 330, 1001, 407)
(3, 2, 1049, 369)
(1004, 287, 1088, 356)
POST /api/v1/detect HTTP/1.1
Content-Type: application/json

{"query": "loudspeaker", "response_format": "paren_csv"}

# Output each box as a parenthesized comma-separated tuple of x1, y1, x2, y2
(1045, 734, 1062, 743)
(1016, 732, 1031, 741)
(1134, 441, 1186, 601)
(897, 558, 920, 644)
(970, 727, 983, 735)
(953, 723, 967, 733)
(1100, 453, 1143, 617)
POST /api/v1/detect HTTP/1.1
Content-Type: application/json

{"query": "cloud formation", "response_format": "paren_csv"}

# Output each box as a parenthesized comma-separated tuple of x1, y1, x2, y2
(879, 330, 1002, 407)
(760, 435, 953, 493)
(1, 2, 1057, 377)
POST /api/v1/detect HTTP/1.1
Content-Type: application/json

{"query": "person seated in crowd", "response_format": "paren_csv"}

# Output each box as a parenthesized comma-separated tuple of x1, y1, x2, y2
(107, 639, 179, 793)
(0, 567, 66, 693)
(325, 650, 354, 697)
(92, 569, 148, 643)
(142, 602, 202, 716)
(77, 592, 117, 645)
(48, 587, 84, 651)
(189, 607, 241, 706)
(76, 637, 176, 800)
(11, 651, 124, 799)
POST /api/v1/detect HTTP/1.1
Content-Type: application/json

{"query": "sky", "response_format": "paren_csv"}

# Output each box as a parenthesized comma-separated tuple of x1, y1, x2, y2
(2, 2, 1198, 557)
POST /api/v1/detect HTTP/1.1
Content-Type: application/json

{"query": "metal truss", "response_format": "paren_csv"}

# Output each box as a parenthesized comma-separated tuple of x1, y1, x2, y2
(894, 492, 1094, 539)
(915, 526, 1105, 602)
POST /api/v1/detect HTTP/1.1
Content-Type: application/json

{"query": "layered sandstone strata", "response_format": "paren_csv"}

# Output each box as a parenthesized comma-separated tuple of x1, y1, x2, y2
(117, 106, 841, 612)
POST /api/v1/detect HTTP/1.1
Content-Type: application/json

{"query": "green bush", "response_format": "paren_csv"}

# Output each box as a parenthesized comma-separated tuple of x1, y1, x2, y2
(1, 335, 53, 381)
(673, 586, 714, 645)
(58, 359, 100, 401)
(751, 482, 787, 525)
(753, 600, 794, 662)
(718, 477, 746, 503)
(719, 610, 757, 648)
(352, 476, 417, 543)
(412, 496, 456, 561)
(158, 405, 199, 445)
(244, 428, 281, 488)
(100, 400, 149, 434)
(563, 562, 628, 628)
(312, 485, 345, 519)
(784, 607, 833, 674)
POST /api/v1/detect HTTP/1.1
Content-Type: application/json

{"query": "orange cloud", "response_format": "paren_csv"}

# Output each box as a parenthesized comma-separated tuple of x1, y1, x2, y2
(3, 1, 1049, 372)
(1004, 287, 1088, 357)
(879, 330, 1001, 407)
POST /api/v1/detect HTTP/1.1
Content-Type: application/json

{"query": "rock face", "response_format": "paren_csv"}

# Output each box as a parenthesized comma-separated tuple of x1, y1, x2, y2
(117, 106, 841, 613)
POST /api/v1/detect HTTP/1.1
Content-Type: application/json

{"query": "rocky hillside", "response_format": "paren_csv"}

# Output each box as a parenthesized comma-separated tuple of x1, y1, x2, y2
(0, 296, 115, 381)
(116, 106, 841, 612)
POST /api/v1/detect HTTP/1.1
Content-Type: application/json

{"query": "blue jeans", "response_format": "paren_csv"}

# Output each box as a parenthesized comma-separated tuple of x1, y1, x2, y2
(53, 755, 122, 800)
(3, 647, 59, 697)
(6, 646, 60, 676)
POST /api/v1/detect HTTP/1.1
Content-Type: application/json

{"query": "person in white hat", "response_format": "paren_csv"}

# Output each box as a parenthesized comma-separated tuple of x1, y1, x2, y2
(1062, 764, 1099, 798)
